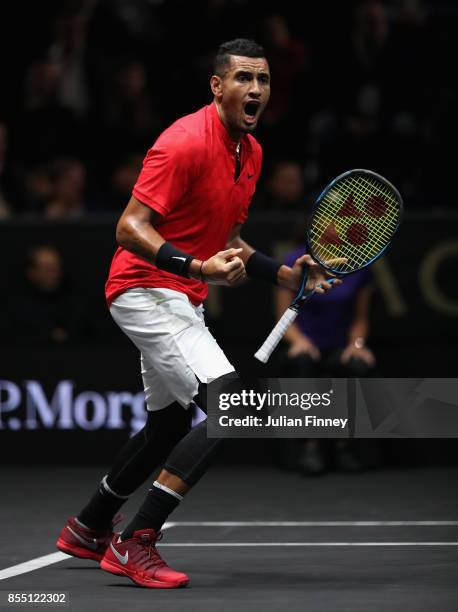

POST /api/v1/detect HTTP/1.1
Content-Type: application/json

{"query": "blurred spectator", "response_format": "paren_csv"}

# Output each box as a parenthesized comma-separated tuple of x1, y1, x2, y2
(0, 2, 456, 212)
(302, 0, 425, 200)
(89, 153, 143, 212)
(108, 154, 143, 211)
(256, 160, 305, 210)
(23, 157, 91, 219)
(258, 14, 308, 126)
(48, 12, 91, 117)
(23, 165, 54, 216)
(344, 0, 423, 190)
(255, 14, 309, 154)
(45, 159, 87, 219)
(101, 60, 162, 160)
(0, 120, 13, 217)
(276, 242, 378, 475)
(12, 59, 82, 168)
(4, 245, 93, 346)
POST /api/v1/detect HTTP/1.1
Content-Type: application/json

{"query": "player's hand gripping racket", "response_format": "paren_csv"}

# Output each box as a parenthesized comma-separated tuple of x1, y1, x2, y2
(254, 169, 403, 363)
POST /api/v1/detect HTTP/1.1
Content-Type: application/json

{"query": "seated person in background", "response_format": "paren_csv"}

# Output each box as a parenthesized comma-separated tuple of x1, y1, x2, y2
(44, 158, 87, 219)
(4, 245, 92, 346)
(264, 160, 304, 209)
(276, 243, 376, 475)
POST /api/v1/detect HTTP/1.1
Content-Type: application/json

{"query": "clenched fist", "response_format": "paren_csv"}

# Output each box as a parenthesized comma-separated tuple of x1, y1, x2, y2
(191, 248, 246, 286)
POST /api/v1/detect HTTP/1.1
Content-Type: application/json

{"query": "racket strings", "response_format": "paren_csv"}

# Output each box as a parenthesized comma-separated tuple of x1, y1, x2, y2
(347, 175, 399, 263)
(310, 173, 400, 272)
(330, 175, 398, 267)
(313, 176, 398, 244)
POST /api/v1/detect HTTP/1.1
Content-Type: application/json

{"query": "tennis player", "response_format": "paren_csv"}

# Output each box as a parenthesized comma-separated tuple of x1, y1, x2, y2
(56, 38, 340, 588)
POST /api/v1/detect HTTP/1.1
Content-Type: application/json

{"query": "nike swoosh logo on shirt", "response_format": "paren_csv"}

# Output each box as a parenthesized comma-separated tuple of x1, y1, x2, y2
(67, 526, 99, 551)
(110, 541, 129, 565)
(171, 256, 187, 262)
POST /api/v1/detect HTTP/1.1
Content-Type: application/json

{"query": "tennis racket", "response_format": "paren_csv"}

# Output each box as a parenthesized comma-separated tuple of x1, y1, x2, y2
(254, 168, 403, 363)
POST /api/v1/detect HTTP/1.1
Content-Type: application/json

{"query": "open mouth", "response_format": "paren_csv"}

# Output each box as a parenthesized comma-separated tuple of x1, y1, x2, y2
(243, 101, 261, 122)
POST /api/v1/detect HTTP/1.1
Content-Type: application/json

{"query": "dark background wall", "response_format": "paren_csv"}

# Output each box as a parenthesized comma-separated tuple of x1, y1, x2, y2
(0, 0, 457, 465)
(1, 212, 457, 464)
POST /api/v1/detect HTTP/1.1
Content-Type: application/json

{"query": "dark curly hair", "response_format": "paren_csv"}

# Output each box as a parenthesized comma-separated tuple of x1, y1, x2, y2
(214, 39, 266, 77)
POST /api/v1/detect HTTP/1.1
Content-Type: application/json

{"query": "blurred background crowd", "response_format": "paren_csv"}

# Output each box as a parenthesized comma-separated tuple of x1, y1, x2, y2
(1, 0, 457, 468)
(0, 0, 456, 220)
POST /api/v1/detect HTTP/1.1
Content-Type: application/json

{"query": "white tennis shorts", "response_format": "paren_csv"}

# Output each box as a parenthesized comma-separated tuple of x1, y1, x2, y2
(110, 287, 235, 411)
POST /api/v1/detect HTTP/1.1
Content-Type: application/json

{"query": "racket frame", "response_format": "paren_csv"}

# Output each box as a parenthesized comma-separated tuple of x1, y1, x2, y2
(254, 168, 404, 363)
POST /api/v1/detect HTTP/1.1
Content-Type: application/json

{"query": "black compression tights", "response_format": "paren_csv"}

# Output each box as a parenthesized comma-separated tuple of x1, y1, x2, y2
(107, 372, 240, 493)
(163, 372, 242, 486)
(105, 402, 192, 496)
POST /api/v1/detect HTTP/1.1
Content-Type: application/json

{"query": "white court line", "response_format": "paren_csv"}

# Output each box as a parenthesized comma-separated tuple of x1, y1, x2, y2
(164, 521, 458, 528)
(159, 542, 458, 547)
(0, 553, 69, 581)
(1, 521, 457, 581)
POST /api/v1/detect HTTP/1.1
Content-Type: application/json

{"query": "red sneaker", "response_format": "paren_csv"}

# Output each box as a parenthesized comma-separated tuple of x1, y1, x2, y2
(100, 528, 189, 588)
(56, 514, 123, 562)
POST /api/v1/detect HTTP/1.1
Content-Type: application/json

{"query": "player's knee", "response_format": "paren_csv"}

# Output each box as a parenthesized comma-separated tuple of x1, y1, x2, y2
(164, 419, 224, 487)
(194, 371, 242, 414)
(144, 402, 192, 442)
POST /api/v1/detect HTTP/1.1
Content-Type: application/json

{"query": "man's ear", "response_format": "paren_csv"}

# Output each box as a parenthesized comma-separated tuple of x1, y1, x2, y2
(210, 75, 222, 98)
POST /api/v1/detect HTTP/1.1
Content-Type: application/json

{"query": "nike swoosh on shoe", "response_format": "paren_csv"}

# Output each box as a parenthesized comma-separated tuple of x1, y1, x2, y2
(110, 541, 129, 565)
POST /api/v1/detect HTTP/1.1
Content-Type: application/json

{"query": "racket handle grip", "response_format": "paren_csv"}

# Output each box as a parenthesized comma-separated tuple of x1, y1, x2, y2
(254, 307, 299, 364)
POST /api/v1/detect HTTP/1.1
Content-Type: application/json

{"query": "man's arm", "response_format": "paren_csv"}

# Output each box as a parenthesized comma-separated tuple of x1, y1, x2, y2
(340, 286, 376, 365)
(117, 196, 245, 285)
(116, 196, 166, 263)
(225, 223, 254, 263)
(227, 224, 340, 293)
